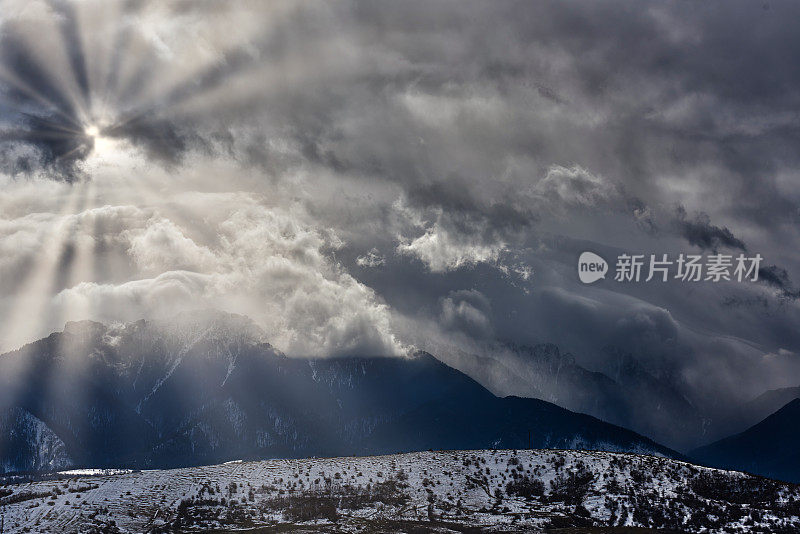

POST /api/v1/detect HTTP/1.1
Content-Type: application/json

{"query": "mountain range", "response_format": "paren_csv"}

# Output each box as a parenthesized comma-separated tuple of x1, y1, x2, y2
(437, 343, 705, 450)
(691, 398, 800, 483)
(710, 385, 800, 441)
(0, 312, 677, 473)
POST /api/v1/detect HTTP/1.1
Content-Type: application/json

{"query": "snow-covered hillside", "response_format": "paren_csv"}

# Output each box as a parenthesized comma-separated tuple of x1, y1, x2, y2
(2, 449, 799, 533)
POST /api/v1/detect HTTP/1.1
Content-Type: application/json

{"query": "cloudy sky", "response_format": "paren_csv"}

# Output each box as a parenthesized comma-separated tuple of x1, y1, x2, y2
(1, 0, 799, 425)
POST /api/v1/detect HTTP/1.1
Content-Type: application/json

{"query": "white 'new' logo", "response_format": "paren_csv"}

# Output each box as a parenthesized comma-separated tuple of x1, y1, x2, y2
(578, 252, 608, 284)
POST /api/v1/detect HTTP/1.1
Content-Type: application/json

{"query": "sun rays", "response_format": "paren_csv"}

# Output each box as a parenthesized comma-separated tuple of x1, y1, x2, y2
(0, 0, 272, 174)
(0, 0, 404, 372)
(0, 180, 90, 353)
(0, 0, 280, 357)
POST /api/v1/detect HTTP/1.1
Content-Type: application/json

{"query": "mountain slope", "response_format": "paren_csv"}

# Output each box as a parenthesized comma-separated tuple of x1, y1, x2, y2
(438, 343, 705, 450)
(691, 398, 800, 483)
(711, 385, 800, 440)
(3, 449, 799, 533)
(0, 407, 72, 473)
(0, 313, 677, 473)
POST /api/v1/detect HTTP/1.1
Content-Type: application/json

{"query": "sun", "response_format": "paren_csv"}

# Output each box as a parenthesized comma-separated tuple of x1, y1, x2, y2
(83, 124, 118, 157)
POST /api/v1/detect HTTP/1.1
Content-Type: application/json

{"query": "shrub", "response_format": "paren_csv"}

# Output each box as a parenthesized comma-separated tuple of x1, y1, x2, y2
(506, 475, 545, 499)
(549, 466, 595, 504)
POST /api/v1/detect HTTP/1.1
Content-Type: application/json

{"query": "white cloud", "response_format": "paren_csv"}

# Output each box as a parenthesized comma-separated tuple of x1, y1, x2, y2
(397, 223, 505, 272)
(126, 218, 219, 274)
(0, 153, 406, 357)
(356, 248, 386, 268)
(533, 165, 619, 210)
(439, 289, 493, 339)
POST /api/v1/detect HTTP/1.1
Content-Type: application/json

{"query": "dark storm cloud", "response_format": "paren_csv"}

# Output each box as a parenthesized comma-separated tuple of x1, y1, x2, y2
(102, 115, 195, 165)
(168, 0, 800, 413)
(406, 182, 538, 236)
(228, 0, 800, 260)
(0, 27, 83, 121)
(757, 265, 800, 300)
(46, 0, 91, 104)
(0, 25, 89, 177)
(671, 205, 747, 252)
(759, 265, 791, 290)
(0, 117, 92, 176)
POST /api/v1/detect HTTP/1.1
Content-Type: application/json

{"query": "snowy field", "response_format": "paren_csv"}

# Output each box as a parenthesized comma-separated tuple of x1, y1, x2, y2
(1, 449, 799, 533)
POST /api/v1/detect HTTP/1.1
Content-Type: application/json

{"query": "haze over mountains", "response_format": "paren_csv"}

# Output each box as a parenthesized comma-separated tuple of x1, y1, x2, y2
(713, 385, 800, 440)
(692, 398, 800, 483)
(3, 310, 798, 484)
(438, 343, 705, 451)
(0, 312, 676, 474)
